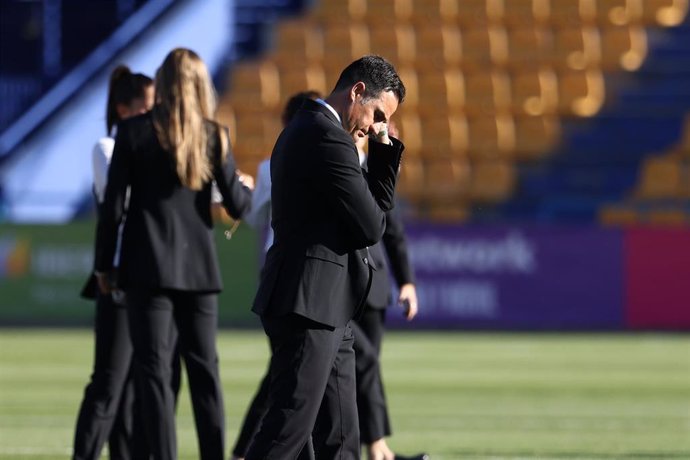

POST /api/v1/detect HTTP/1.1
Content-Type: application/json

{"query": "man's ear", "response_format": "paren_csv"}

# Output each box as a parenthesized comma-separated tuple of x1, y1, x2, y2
(350, 82, 366, 102)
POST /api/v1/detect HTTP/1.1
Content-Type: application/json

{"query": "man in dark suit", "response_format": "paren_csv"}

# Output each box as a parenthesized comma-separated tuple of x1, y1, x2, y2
(245, 55, 406, 460)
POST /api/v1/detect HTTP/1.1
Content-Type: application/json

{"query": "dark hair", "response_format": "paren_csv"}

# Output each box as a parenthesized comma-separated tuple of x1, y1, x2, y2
(106, 65, 153, 134)
(332, 55, 405, 104)
(281, 90, 321, 126)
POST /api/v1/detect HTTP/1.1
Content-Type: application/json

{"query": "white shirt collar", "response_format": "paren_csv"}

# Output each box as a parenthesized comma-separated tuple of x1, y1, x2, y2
(315, 98, 341, 123)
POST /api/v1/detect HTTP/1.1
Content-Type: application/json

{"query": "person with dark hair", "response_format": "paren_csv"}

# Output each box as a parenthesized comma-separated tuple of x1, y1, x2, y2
(72, 65, 155, 460)
(94, 48, 253, 460)
(244, 55, 405, 460)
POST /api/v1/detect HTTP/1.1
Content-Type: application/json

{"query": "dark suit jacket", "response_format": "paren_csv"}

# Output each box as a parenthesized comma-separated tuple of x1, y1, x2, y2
(366, 206, 415, 309)
(94, 112, 252, 292)
(252, 99, 404, 328)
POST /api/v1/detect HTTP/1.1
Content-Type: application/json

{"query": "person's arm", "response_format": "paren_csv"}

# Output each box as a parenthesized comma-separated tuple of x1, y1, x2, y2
(243, 160, 271, 230)
(93, 126, 131, 291)
(319, 130, 403, 248)
(91, 138, 114, 203)
(382, 207, 418, 320)
(212, 126, 253, 219)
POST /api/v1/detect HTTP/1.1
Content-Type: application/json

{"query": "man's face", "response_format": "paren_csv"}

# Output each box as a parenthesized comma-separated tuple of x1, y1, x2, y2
(343, 85, 399, 142)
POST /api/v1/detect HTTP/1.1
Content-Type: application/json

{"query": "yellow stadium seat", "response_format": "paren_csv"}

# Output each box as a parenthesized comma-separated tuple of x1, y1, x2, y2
(467, 115, 516, 159)
(510, 68, 559, 115)
(600, 25, 647, 71)
(415, 23, 463, 69)
(557, 69, 606, 116)
(595, 0, 644, 25)
(423, 157, 472, 204)
(396, 66, 419, 109)
(419, 114, 469, 157)
(368, 24, 417, 66)
(641, 0, 689, 26)
(229, 61, 281, 111)
(502, 0, 551, 26)
(513, 115, 561, 160)
(366, 0, 414, 24)
(411, 0, 461, 23)
(635, 156, 684, 200)
(310, 0, 367, 22)
(270, 21, 323, 67)
(322, 23, 370, 63)
(552, 26, 602, 70)
(455, 0, 504, 26)
(504, 26, 553, 68)
(396, 113, 423, 155)
(278, 66, 328, 100)
(417, 68, 465, 115)
(215, 105, 237, 146)
(462, 25, 509, 69)
(646, 208, 689, 225)
(470, 160, 516, 202)
(549, 0, 597, 26)
(425, 204, 470, 222)
(463, 70, 512, 115)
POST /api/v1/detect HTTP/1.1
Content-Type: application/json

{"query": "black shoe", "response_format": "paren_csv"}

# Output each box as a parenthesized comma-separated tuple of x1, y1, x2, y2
(394, 454, 429, 460)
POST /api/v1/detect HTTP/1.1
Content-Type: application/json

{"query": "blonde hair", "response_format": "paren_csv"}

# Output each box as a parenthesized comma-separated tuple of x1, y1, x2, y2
(153, 48, 226, 190)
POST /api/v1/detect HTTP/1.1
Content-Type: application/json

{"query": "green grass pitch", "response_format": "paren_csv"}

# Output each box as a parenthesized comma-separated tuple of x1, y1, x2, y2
(1, 330, 688, 459)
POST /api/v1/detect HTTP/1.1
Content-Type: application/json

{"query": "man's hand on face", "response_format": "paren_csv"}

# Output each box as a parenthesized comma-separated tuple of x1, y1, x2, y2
(368, 122, 390, 145)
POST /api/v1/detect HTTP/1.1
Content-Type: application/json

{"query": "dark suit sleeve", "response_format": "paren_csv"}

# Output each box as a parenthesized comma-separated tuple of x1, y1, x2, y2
(382, 206, 415, 286)
(212, 126, 253, 219)
(94, 124, 131, 272)
(318, 131, 404, 248)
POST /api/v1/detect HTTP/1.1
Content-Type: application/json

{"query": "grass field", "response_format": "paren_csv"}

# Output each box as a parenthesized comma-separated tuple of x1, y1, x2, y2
(0, 330, 688, 460)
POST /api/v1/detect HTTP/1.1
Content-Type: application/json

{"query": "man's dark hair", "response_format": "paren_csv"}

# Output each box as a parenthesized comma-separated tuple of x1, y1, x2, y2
(332, 55, 405, 104)
(281, 90, 321, 126)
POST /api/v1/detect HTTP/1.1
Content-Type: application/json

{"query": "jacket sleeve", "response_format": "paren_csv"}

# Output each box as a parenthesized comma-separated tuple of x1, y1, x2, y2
(93, 124, 130, 272)
(212, 126, 253, 220)
(382, 206, 415, 286)
(318, 129, 404, 248)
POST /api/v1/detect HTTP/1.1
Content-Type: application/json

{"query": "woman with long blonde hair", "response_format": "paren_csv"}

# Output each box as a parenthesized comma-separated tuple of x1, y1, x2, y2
(94, 48, 253, 460)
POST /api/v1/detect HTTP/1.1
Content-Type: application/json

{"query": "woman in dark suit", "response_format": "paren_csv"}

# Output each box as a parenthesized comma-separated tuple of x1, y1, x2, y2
(94, 48, 253, 460)
(73, 65, 154, 460)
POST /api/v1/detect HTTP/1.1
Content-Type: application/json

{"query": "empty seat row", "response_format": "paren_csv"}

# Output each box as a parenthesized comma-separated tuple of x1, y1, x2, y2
(310, 0, 688, 28)
(272, 21, 648, 71)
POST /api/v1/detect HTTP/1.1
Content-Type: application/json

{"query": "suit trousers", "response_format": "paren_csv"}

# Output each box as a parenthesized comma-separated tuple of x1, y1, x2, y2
(73, 293, 149, 460)
(126, 289, 225, 460)
(244, 314, 360, 460)
(352, 308, 391, 443)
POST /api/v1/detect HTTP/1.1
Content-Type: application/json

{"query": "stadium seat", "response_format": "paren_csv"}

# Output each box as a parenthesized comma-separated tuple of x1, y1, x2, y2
(419, 114, 469, 157)
(552, 26, 602, 70)
(557, 69, 605, 116)
(366, 0, 414, 24)
(641, 0, 689, 26)
(463, 69, 512, 115)
(595, 0, 644, 25)
(635, 156, 684, 200)
(425, 203, 470, 222)
(549, 0, 598, 26)
(396, 112, 423, 155)
(278, 66, 328, 99)
(598, 203, 641, 225)
(270, 21, 323, 67)
(509, 68, 559, 115)
(396, 66, 419, 109)
(397, 156, 425, 204)
(470, 160, 516, 202)
(310, 0, 367, 22)
(368, 24, 417, 66)
(422, 157, 472, 204)
(462, 26, 509, 69)
(416, 68, 465, 115)
(455, 0, 504, 26)
(646, 207, 689, 225)
(228, 61, 280, 111)
(502, 0, 551, 27)
(467, 114, 516, 159)
(215, 105, 237, 146)
(414, 24, 463, 69)
(600, 25, 647, 71)
(513, 115, 561, 159)
(504, 26, 553, 69)
(322, 23, 370, 63)
(233, 115, 282, 158)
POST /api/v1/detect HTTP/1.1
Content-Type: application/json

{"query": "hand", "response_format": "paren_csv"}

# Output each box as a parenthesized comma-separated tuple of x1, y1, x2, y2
(399, 283, 418, 321)
(237, 170, 255, 190)
(95, 271, 113, 295)
(368, 122, 390, 145)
